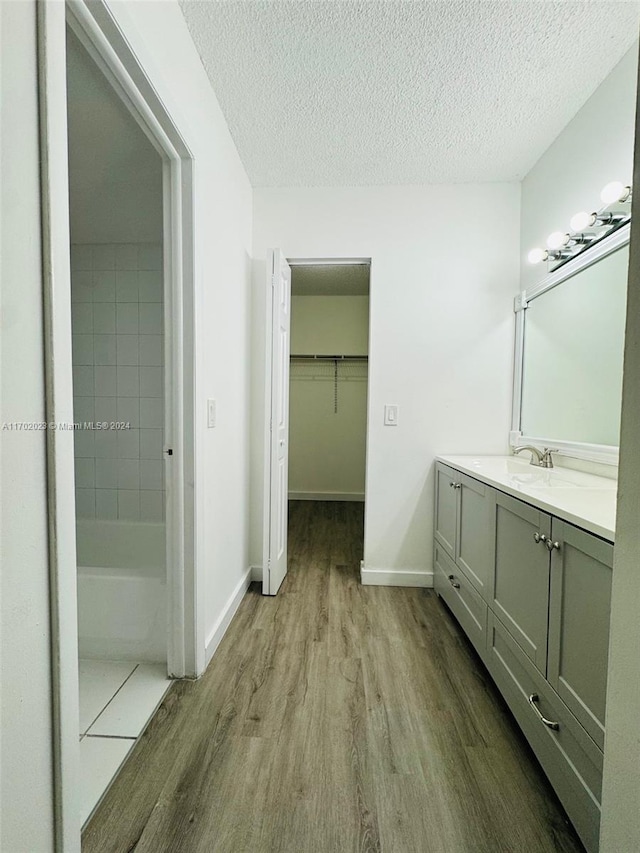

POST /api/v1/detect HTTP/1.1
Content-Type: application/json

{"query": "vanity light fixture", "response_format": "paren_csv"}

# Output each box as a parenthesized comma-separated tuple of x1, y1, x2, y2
(527, 247, 548, 264)
(570, 211, 594, 232)
(570, 232, 598, 246)
(569, 210, 624, 231)
(600, 181, 632, 205)
(547, 230, 597, 252)
(528, 182, 632, 267)
(528, 247, 570, 264)
(547, 231, 571, 250)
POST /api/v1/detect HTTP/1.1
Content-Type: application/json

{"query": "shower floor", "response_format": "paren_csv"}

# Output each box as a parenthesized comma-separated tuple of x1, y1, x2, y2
(78, 659, 171, 826)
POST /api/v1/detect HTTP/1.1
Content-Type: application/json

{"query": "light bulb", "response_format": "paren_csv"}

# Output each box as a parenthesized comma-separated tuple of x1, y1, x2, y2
(528, 247, 548, 264)
(570, 211, 596, 232)
(600, 181, 631, 205)
(547, 231, 570, 250)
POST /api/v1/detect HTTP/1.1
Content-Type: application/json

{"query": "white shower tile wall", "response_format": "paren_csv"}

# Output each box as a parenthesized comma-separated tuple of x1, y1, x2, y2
(71, 243, 165, 522)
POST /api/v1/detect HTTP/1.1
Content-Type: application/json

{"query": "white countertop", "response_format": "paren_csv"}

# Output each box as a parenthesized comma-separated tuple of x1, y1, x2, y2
(436, 455, 617, 542)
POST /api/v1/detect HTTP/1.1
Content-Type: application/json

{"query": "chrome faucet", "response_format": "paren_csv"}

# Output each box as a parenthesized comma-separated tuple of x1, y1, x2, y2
(513, 445, 557, 469)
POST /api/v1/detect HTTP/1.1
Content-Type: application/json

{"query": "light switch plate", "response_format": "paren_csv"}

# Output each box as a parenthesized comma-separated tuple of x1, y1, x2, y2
(207, 399, 216, 428)
(384, 404, 399, 426)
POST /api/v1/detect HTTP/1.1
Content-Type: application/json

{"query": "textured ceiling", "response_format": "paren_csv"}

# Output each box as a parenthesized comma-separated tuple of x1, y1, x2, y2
(292, 264, 370, 295)
(179, 0, 640, 186)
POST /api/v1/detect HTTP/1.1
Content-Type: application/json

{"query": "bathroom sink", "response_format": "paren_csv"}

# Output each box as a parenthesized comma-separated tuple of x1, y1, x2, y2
(437, 455, 617, 541)
(462, 458, 577, 488)
(507, 469, 578, 489)
(452, 456, 617, 490)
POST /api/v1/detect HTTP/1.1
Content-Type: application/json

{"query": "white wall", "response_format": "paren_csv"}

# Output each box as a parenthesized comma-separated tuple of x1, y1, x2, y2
(521, 45, 638, 291)
(291, 294, 369, 354)
(0, 2, 56, 850)
(289, 295, 368, 499)
(252, 185, 520, 580)
(518, 43, 638, 478)
(104, 0, 253, 662)
(1, 2, 253, 848)
(517, 43, 640, 848)
(600, 50, 640, 853)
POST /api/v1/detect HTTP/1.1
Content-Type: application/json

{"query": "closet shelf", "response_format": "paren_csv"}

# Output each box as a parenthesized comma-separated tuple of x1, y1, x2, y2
(290, 354, 368, 361)
(290, 354, 367, 414)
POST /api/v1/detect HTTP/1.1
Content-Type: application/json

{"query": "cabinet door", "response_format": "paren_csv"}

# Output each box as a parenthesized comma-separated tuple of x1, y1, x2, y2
(456, 473, 492, 599)
(490, 491, 551, 674)
(434, 542, 487, 659)
(548, 520, 613, 751)
(434, 463, 458, 560)
(487, 612, 603, 853)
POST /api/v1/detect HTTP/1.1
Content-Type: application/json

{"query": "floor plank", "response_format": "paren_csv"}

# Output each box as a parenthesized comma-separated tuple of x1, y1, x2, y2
(82, 500, 584, 853)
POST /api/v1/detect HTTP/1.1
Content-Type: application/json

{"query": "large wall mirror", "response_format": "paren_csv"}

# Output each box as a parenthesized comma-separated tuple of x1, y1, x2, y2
(514, 226, 629, 463)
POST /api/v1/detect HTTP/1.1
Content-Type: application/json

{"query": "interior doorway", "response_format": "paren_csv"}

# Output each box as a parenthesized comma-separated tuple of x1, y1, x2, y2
(38, 1, 197, 844)
(288, 262, 370, 503)
(66, 25, 172, 825)
(262, 257, 371, 595)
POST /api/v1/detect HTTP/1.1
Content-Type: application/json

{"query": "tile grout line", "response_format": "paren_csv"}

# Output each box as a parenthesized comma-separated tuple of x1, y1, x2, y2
(84, 734, 137, 741)
(82, 662, 140, 737)
(80, 664, 171, 830)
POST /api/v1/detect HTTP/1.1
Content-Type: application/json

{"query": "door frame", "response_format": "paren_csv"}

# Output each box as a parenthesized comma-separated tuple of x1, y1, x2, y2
(262, 256, 372, 593)
(37, 1, 198, 847)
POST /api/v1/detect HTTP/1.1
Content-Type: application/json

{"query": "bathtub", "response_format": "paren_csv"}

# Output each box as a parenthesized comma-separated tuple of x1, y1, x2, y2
(77, 520, 167, 662)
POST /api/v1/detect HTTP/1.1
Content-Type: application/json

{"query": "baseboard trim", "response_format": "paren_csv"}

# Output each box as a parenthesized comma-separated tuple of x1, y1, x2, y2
(360, 567, 434, 588)
(289, 491, 365, 502)
(250, 565, 263, 583)
(205, 566, 252, 666)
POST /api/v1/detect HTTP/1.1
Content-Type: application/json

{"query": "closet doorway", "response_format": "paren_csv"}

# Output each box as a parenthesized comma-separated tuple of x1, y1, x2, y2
(289, 261, 370, 502)
(262, 256, 371, 595)
(262, 258, 371, 595)
(288, 260, 370, 557)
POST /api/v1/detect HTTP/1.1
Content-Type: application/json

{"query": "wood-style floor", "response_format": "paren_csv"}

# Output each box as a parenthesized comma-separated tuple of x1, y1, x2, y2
(83, 501, 584, 853)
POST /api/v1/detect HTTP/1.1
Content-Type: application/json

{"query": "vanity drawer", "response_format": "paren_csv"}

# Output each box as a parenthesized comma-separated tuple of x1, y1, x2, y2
(434, 542, 487, 658)
(486, 611, 603, 853)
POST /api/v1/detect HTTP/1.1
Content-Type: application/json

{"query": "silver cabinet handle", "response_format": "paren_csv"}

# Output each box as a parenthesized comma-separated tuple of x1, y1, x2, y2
(454, 483, 461, 490)
(533, 532, 548, 544)
(447, 574, 461, 589)
(545, 540, 561, 552)
(528, 693, 560, 731)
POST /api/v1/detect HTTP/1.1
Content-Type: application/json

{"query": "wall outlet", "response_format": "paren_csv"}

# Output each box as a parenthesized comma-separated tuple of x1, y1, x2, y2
(384, 404, 399, 426)
(207, 398, 216, 428)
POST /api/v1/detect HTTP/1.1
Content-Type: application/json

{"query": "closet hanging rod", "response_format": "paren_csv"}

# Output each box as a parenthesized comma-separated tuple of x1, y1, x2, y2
(290, 354, 368, 361)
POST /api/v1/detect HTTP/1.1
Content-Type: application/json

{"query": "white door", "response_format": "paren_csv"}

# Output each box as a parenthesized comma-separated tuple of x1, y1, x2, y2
(262, 249, 292, 595)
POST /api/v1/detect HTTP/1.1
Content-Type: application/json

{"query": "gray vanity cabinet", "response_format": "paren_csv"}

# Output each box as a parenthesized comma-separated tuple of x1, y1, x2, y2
(456, 474, 493, 597)
(434, 463, 492, 596)
(433, 541, 487, 658)
(487, 611, 604, 853)
(547, 520, 613, 751)
(433, 461, 614, 853)
(490, 491, 552, 674)
(434, 463, 457, 559)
